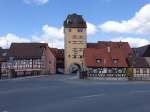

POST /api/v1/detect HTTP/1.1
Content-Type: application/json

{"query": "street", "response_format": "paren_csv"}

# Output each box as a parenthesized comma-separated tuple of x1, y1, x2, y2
(0, 75, 150, 112)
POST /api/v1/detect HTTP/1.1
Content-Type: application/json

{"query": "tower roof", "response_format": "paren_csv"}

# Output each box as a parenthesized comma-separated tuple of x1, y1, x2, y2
(64, 13, 87, 28)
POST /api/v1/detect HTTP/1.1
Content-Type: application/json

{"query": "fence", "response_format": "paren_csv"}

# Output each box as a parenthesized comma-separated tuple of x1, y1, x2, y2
(87, 73, 150, 81)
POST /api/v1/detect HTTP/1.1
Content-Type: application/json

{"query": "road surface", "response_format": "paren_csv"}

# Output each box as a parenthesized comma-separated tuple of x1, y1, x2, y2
(0, 75, 150, 112)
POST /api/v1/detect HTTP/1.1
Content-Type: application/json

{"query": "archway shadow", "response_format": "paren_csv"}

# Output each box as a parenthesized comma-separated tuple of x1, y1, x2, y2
(68, 63, 81, 75)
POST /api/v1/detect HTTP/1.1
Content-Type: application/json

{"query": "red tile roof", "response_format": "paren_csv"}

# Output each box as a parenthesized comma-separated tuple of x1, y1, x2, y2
(10, 43, 48, 59)
(87, 41, 133, 58)
(49, 48, 57, 57)
(84, 41, 133, 68)
(84, 48, 128, 68)
(127, 57, 150, 68)
(49, 48, 64, 59)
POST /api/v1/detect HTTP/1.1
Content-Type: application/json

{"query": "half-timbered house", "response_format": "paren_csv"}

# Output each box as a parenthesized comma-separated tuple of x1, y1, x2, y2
(127, 57, 150, 79)
(1, 43, 56, 77)
(84, 41, 133, 77)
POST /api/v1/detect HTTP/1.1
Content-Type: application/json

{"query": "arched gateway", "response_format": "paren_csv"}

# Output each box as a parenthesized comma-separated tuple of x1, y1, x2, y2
(64, 13, 87, 74)
(68, 63, 81, 74)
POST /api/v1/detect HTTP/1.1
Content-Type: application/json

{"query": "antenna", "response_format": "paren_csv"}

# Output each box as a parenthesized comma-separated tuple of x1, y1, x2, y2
(52, 39, 53, 48)
(6, 40, 9, 48)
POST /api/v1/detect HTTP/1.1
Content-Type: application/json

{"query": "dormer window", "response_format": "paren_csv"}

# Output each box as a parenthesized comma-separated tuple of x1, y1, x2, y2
(112, 59, 118, 64)
(67, 19, 72, 24)
(118, 44, 123, 48)
(2, 53, 7, 56)
(96, 59, 103, 64)
(67, 19, 69, 24)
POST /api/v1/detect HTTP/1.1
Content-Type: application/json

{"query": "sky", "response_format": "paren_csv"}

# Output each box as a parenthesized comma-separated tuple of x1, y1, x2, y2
(0, 0, 150, 48)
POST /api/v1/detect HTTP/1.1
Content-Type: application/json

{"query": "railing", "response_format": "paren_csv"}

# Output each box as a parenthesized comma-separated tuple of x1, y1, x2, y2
(87, 73, 126, 77)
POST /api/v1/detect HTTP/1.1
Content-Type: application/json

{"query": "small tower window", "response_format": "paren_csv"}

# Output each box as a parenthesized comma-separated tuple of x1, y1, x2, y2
(72, 55, 77, 58)
(73, 35, 77, 39)
(69, 28, 71, 32)
(80, 55, 83, 59)
(79, 35, 83, 39)
(77, 28, 83, 32)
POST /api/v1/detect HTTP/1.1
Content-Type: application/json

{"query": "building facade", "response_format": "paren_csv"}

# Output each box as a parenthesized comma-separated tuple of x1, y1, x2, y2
(127, 57, 150, 79)
(1, 43, 56, 77)
(64, 13, 87, 74)
(50, 48, 64, 74)
(0, 47, 9, 79)
(133, 45, 150, 57)
(84, 41, 134, 77)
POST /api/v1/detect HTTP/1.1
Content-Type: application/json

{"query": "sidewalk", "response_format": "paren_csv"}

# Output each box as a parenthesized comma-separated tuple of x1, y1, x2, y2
(0, 75, 49, 82)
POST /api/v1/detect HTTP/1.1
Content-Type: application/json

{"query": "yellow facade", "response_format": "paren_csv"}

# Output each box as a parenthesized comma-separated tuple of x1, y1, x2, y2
(64, 28, 87, 74)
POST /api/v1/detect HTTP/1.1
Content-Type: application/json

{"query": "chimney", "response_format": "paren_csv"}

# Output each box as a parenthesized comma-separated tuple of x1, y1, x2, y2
(107, 46, 111, 53)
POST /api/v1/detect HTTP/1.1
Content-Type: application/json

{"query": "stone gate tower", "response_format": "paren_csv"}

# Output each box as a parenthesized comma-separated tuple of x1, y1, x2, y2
(64, 13, 87, 74)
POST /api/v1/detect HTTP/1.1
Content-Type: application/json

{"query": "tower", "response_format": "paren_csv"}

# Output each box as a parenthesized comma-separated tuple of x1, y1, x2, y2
(64, 13, 87, 74)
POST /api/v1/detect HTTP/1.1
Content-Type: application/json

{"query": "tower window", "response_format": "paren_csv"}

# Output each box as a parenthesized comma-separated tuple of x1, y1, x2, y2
(79, 35, 83, 39)
(80, 55, 83, 58)
(69, 28, 71, 32)
(73, 35, 77, 39)
(72, 55, 77, 58)
(77, 28, 83, 32)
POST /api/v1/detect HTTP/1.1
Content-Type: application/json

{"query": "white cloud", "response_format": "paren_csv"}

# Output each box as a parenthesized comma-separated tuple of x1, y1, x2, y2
(0, 33, 30, 48)
(24, 0, 49, 5)
(32, 22, 98, 48)
(100, 4, 150, 34)
(1, 31, 149, 49)
(87, 22, 98, 35)
(111, 37, 150, 47)
(0, 22, 99, 49)
(32, 24, 64, 48)
(42, 25, 64, 41)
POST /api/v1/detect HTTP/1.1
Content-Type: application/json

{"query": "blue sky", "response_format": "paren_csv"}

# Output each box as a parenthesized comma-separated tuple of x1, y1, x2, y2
(0, 0, 150, 48)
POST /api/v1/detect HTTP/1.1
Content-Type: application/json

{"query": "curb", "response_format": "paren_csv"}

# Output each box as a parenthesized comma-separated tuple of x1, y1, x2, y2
(0, 75, 49, 82)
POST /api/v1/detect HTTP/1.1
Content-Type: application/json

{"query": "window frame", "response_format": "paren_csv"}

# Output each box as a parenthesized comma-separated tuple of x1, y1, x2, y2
(96, 59, 103, 64)
(143, 68, 147, 74)
(112, 59, 119, 64)
(77, 28, 83, 32)
(136, 68, 140, 74)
